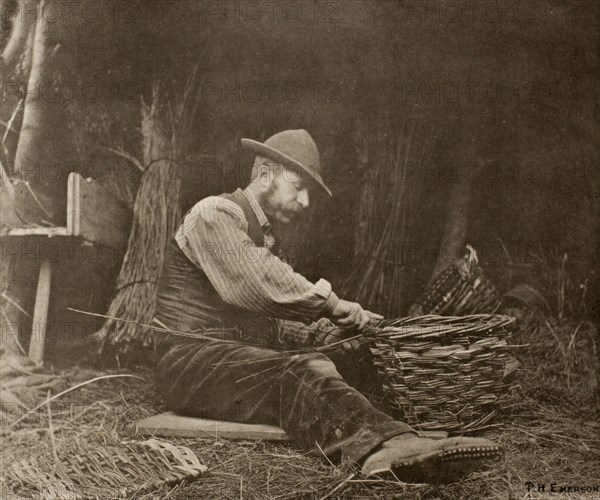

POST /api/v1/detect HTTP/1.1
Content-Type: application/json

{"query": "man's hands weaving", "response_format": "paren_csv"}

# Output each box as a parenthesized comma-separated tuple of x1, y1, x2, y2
(329, 299, 383, 331)
(276, 299, 382, 351)
(320, 299, 383, 351)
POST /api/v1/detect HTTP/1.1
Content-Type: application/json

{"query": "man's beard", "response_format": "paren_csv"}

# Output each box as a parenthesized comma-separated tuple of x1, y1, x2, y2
(259, 185, 299, 224)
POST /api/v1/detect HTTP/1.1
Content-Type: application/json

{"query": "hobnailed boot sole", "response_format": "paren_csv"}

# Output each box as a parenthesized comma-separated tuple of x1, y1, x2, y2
(361, 437, 504, 483)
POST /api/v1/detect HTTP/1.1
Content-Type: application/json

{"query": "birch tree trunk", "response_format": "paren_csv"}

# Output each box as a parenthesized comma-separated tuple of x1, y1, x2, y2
(1, 0, 36, 72)
(1, 0, 34, 227)
(1, 0, 63, 416)
(11, 0, 69, 225)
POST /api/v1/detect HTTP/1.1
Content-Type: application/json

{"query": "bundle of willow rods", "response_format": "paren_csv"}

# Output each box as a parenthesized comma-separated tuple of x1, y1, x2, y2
(96, 76, 202, 358)
(409, 245, 502, 316)
(344, 109, 433, 317)
(6, 439, 207, 499)
(367, 314, 516, 432)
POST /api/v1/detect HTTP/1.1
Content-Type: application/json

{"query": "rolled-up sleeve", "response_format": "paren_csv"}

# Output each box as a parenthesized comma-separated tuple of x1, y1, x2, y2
(178, 197, 339, 324)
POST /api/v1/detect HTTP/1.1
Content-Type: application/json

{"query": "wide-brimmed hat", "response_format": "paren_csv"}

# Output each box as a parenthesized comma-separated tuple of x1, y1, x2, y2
(241, 129, 332, 197)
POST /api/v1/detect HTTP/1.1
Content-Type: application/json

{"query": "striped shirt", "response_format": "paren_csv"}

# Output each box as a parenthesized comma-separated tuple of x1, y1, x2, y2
(174, 188, 340, 328)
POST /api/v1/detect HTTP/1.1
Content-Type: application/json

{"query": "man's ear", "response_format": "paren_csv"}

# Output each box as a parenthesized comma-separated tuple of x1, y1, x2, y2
(256, 163, 269, 184)
(256, 162, 277, 186)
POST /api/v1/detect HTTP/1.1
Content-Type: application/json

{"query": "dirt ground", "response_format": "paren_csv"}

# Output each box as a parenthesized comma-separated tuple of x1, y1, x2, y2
(1, 313, 599, 499)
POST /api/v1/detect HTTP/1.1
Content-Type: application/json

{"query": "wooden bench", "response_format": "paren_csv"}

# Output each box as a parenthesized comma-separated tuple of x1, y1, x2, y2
(0, 173, 131, 363)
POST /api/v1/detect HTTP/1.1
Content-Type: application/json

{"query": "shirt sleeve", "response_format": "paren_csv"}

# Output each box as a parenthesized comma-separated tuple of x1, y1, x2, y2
(276, 318, 339, 349)
(178, 196, 340, 323)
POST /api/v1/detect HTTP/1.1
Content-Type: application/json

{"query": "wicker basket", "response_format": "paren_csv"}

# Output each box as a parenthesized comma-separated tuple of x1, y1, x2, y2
(368, 314, 516, 432)
(409, 245, 501, 316)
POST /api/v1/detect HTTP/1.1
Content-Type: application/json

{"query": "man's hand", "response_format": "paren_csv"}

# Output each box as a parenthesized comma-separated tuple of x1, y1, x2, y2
(316, 319, 368, 352)
(328, 299, 383, 331)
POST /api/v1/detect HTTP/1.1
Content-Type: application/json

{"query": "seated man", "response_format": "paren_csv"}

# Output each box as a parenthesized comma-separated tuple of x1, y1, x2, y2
(152, 129, 503, 482)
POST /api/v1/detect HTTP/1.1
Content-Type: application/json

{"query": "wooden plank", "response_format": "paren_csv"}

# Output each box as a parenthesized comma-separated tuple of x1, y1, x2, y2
(1, 227, 69, 237)
(416, 430, 449, 440)
(69, 173, 131, 247)
(131, 412, 290, 441)
(66, 172, 80, 236)
(131, 413, 447, 443)
(28, 259, 52, 364)
(0, 163, 21, 228)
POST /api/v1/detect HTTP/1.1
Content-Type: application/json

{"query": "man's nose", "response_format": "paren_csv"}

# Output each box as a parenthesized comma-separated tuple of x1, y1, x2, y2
(297, 188, 309, 208)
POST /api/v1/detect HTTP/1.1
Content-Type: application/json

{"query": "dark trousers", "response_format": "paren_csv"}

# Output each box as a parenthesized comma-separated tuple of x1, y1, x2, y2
(154, 332, 413, 467)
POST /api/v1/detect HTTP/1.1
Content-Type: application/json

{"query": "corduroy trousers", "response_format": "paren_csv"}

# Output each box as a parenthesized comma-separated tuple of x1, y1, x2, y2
(153, 323, 413, 467)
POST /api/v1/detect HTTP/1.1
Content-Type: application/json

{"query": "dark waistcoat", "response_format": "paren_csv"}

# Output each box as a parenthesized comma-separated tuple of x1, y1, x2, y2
(154, 189, 275, 345)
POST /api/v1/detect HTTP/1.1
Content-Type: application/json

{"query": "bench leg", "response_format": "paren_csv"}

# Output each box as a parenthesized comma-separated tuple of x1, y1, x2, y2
(28, 259, 52, 364)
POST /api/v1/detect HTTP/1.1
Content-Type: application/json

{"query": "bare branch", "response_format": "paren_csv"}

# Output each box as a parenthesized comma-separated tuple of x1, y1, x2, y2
(99, 146, 145, 173)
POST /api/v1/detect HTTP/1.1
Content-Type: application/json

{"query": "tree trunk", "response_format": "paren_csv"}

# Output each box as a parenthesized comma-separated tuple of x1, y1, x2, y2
(1, 0, 36, 72)
(0, 0, 63, 417)
(429, 161, 473, 281)
(429, 120, 479, 282)
(1, 0, 34, 228)
(11, 0, 69, 225)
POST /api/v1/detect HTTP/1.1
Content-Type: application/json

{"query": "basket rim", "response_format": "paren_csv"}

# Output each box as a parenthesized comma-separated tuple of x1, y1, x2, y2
(366, 314, 516, 342)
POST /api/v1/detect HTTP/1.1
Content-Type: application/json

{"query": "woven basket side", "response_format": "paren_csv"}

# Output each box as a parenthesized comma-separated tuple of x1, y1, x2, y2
(410, 246, 502, 316)
(369, 314, 515, 432)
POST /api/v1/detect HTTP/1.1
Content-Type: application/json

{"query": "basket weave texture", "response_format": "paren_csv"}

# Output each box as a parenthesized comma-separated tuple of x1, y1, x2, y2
(410, 245, 501, 316)
(368, 314, 516, 432)
(5, 439, 207, 499)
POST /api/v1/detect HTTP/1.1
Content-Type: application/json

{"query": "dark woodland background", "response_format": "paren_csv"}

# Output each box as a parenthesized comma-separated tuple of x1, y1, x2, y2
(2, 0, 598, 361)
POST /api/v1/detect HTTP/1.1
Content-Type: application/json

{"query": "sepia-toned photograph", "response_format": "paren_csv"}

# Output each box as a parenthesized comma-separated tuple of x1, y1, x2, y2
(1, 1, 598, 498)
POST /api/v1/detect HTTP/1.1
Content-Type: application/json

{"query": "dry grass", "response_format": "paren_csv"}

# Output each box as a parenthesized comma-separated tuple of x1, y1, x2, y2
(2, 312, 599, 499)
(511, 313, 599, 415)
